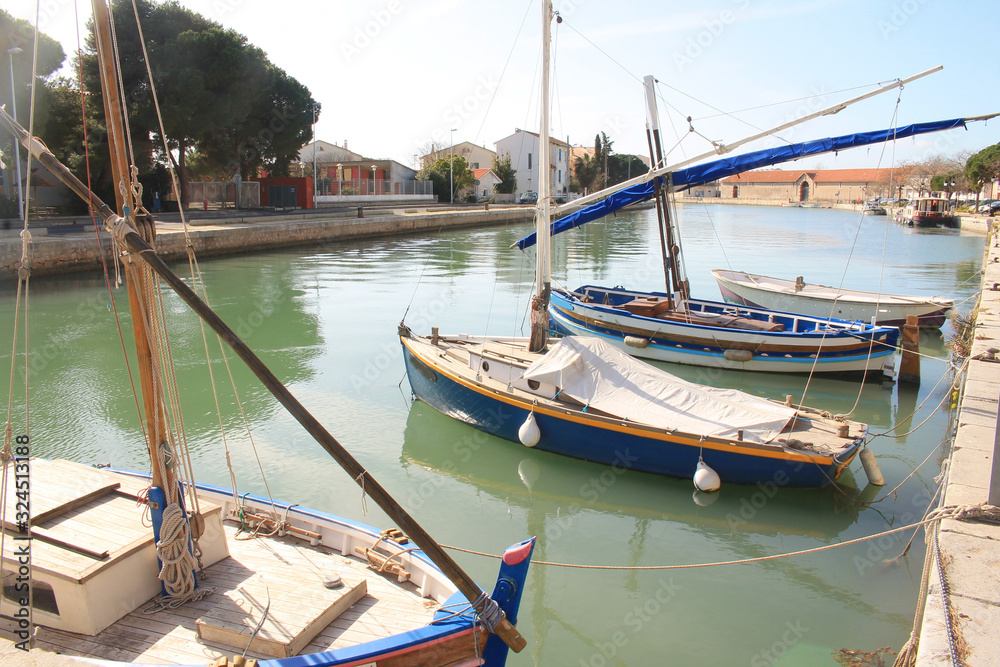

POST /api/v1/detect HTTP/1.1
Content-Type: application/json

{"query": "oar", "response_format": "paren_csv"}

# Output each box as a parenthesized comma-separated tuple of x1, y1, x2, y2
(0, 106, 527, 653)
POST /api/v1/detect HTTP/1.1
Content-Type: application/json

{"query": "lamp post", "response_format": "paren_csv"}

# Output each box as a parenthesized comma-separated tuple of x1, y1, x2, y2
(336, 163, 343, 197)
(311, 103, 318, 208)
(449, 128, 456, 203)
(371, 165, 377, 195)
(7, 46, 23, 221)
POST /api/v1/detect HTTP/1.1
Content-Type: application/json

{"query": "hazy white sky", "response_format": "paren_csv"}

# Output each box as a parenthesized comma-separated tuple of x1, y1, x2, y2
(6, 0, 998, 170)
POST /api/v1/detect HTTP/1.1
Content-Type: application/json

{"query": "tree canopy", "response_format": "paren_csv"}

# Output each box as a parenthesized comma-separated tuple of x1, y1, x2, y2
(78, 0, 316, 206)
(419, 156, 473, 203)
(492, 152, 516, 194)
(966, 144, 1000, 205)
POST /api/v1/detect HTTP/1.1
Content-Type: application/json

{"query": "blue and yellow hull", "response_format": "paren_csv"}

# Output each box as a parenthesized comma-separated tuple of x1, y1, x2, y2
(401, 335, 863, 488)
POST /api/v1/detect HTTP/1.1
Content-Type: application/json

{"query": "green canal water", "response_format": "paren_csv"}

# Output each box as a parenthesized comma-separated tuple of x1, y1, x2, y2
(0, 205, 986, 665)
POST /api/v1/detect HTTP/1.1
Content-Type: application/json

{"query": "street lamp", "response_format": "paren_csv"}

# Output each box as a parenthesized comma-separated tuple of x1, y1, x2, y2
(7, 46, 23, 221)
(449, 128, 456, 204)
(336, 163, 343, 197)
(311, 103, 318, 208)
(371, 165, 377, 195)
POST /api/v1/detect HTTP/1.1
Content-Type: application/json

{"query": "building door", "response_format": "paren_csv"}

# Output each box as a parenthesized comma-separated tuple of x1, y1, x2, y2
(732, 185, 739, 198)
(269, 185, 296, 208)
(799, 181, 810, 202)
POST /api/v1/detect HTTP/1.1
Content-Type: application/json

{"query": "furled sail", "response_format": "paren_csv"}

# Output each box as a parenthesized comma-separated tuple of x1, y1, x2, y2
(514, 117, 968, 250)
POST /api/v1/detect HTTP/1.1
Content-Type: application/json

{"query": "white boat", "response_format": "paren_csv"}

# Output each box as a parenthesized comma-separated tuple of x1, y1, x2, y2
(894, 196, 958, 228)
(0, 3, 533, 664)
(712, 269, 954, 329)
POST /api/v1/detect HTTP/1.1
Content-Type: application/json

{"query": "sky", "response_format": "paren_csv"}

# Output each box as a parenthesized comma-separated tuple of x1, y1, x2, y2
(5, 0, 999, 172)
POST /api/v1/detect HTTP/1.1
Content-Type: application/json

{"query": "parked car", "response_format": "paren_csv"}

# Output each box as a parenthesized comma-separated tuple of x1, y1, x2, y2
(520, 191, 538, 204)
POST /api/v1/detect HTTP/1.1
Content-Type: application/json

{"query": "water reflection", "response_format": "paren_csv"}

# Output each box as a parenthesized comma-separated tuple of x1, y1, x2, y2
(401, 401, 864, 540)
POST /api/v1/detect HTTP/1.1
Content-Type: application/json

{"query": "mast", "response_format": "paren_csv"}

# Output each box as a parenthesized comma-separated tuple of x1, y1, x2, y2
(528, 0, 553, 352)
(91, 0, 175, 496)
(643, 76, 688, 304)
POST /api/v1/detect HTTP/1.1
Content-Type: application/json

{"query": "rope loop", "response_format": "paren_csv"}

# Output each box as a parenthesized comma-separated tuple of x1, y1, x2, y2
(473, 591, 504, 633)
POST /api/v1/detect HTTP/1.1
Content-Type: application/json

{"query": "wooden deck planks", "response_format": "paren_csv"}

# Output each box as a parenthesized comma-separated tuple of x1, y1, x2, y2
(1, 515, 440, 663)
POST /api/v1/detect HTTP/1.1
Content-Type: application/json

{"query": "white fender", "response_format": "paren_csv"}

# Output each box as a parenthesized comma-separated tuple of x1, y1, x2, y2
(518, 411, 541, 447)
(693, 460, 721, 492)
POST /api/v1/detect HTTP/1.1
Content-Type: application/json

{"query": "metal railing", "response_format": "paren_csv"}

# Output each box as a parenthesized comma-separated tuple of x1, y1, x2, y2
(189, 182, 260, 209)
(315, 179, 434, 197)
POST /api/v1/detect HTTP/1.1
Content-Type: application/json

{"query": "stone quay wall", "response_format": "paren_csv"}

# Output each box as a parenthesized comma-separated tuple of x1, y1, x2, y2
(0, 208, 533, 278)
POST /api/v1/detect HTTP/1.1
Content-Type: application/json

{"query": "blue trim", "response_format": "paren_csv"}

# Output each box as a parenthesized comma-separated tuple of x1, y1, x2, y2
(401, 338, 859, 488)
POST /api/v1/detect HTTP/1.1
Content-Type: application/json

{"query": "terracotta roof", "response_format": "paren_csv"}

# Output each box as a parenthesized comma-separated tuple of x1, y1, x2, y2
(721, 167, 905, 184)
(471, 168, 495, 179)
(721, 171, 812, 183)
(811, 168, 902, 183)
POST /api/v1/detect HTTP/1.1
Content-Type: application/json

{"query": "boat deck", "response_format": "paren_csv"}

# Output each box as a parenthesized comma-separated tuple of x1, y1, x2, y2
(0, 463, 444, 664)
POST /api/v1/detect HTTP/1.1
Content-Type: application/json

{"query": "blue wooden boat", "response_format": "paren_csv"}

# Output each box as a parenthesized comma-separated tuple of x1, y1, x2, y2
(548, 284, 900, 375)
(400, 331, 866, 487)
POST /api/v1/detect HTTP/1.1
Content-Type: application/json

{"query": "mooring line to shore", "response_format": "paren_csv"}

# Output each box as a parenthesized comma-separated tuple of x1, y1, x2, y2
(441, 503, 1000, 570)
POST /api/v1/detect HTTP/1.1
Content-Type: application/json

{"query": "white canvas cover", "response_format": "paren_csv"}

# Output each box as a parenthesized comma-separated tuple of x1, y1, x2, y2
(522, 337, 796, 443)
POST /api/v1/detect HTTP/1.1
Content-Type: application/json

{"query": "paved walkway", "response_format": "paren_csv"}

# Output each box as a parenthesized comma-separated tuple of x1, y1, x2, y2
(914, 234, 1000, 665)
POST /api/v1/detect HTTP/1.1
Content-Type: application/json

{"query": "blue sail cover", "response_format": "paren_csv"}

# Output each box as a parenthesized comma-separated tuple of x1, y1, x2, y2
(515, 118, 968, 250)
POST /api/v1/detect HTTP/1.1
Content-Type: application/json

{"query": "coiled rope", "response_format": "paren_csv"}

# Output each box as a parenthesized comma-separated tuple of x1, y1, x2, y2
(155, 503, 199, 598)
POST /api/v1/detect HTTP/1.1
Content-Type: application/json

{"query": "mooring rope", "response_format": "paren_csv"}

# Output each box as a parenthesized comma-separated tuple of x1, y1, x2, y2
(442, 504, 1000, 571)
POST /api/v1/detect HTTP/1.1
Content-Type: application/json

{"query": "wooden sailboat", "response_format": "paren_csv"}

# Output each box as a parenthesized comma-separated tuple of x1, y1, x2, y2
(0, 3, 532, 665)
(524, 79, 993, 375)
(400, 0, 868, 489)
(712, 269, 955, 329)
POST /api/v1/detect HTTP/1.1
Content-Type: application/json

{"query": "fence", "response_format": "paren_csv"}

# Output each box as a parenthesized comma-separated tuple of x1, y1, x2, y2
(189, 182, 261, 209)
(315, 179, 434, 197)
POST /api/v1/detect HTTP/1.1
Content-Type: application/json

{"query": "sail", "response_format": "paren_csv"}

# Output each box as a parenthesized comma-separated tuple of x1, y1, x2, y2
(514, 117, 968, 250)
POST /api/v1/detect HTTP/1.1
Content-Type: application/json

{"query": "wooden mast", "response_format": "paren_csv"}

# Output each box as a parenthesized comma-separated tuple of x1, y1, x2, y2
(642, 75, 688, 304)
(91, 0, 174, 494)
(528, 0, 553, 352)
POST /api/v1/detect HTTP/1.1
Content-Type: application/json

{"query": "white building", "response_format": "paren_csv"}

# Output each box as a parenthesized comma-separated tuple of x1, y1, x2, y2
(298, 140, 365, 173)
(421, 141, 496, 171)
(463, 168, 501, 201)
(494, 130, 571, 199)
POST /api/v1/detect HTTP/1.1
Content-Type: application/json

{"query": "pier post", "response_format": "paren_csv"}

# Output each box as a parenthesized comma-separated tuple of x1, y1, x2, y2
(898, 315, 920, 385)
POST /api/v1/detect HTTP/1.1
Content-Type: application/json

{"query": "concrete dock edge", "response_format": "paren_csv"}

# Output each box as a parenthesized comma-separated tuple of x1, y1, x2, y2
(913, 233, 1000, 666)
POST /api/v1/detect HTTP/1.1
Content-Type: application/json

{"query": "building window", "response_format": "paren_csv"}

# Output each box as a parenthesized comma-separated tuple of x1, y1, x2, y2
(558, 169, 562, 183)
(528, 153, 532, 170)
(558, 148, 562, 161)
